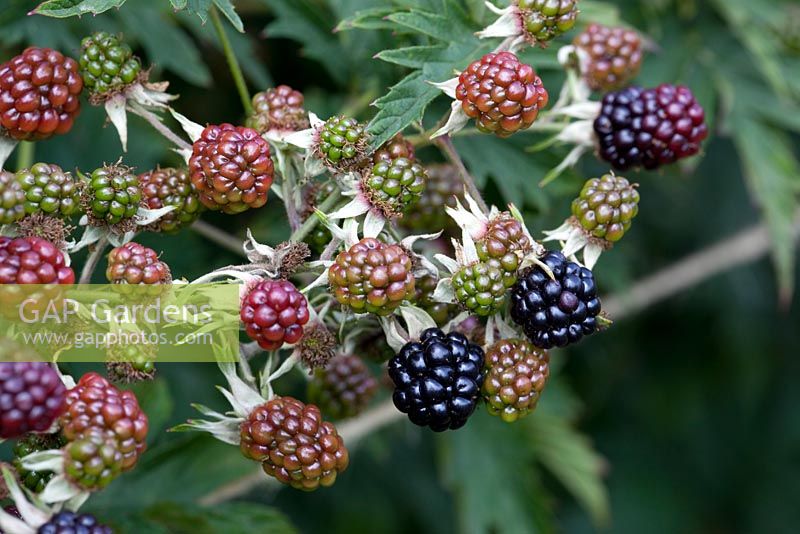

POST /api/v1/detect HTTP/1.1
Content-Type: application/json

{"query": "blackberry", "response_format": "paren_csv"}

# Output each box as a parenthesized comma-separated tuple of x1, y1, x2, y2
(59, 373, 149, 480)
(388, 328, 484, 431)
(510, 251, 601, 348)
(240, 396, 349, 490)
(83, 164, 142, 227)
(362, 156, 426, 218)
(482, 338, 549, 422)
(372, 134, 415, 164)
(0, 362, 66, 439)
(414, 274, 457, 326)
(246, 85, 309, 133)
(452, 258, 518, 317)
(0, 171, 25, 225)
(0, 47, 83, 140)
(329, 238, 415, 316)
(516, 0, 579, 45)
(573, 23, 643, 92)
(400, 164, 461, 234)
(314, 116, 369, 171)
(0, 236, 74, 284)
(241, 279, 310, 350)
(106, 242, 171, 285)
(571, 173, 639, 243)
(16, 163, 80, 218)
(189, 123, 274, 214)
(308, 355, 378, 419)
(38, 511, 112, 534)
(456, 51, 548, 137)
(12, 433, 66, 492)
(139, 167, 202, 233)
(594, 84, 708, 171)
(78, 31, 142, 101)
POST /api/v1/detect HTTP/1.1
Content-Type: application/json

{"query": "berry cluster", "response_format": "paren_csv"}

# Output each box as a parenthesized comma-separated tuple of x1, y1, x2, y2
(241, 279, 310, 350)
(247, 85, 309, 133)
(315, 116, 368, 170)
(329, 238, 415, 316)
(516, 0, 579, 45)
(510, 251, 601, 349)
(0, 362, 66, 439)
(456, 51, 548, 137)
(389, 328, 485, 431)
(0, 47, 83, 140)
(83, 164, 142, 227)
(240, 396, 349, 490)
(79, 31, 142, 100)
(189, 123, 274, 214)
(594, 84, 708, 171)
(308, 355, 378, 419)
(59, 373, 148, 491)
(574, 23, 643, 92)
(16, 163, 80, 218)
(571, 173, 640, 243)
(139, 167, 203, 233)
(0, 171, 25, 225)
(0, 236, 74, 284)
(106, 242, 171, 285)
(482, 339, 549, 422)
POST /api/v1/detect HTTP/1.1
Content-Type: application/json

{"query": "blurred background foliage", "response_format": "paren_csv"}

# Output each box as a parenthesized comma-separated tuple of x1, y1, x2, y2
(1, 0, 799, 532)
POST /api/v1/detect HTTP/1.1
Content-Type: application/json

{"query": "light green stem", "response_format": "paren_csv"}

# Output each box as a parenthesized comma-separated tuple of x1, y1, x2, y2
(210, 8, 252, 116)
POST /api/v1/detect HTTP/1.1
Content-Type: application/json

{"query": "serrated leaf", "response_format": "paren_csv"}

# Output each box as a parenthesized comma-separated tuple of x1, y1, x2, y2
(440, 410, 554, 534)
(116, 502, 297, 534)
(528, 413, 610, 527)
(213, 0, 243, 32)
(367, 71, 439, 150)
(376, 45, 448, 69)
(335, 6, 397, 31)
(32, 0, 125, 17)
(731, 118, 800, 301)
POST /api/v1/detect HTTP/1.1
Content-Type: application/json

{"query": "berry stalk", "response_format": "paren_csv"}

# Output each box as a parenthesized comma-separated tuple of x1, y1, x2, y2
(14, 141, 34, 171)
(78, 236, 108, 284)
(127, 101, 192, 152)
(210, 7, 252, 116)
(434, 134, 488, 213)
(288, 188, 342, 243)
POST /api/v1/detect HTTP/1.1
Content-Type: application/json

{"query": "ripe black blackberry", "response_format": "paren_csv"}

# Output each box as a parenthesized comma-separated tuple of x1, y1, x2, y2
(38, 511, 112, 534)
(594, 84, 708, 171)
(388, 328, 484, 431)
(510, 251, 601, 349)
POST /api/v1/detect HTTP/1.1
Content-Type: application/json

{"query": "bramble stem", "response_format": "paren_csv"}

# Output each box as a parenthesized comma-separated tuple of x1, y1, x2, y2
(191, 220, 246, 257)
(128, 102, 192, 151)
(434, 134, 488, 213)
(79, 236, 108, 284)
(289, 190, 342, 243)
(210, 8, 252, 116)
(15, 141, 34, 170)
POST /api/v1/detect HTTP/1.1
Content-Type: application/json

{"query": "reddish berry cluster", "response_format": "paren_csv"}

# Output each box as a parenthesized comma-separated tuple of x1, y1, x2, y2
(0, 362, 66, 439)
(59, 373, 149, 490)
(240, 396, 349, 490)
(0, 236, 74, 284)
(189, 123, 274, 214)
(247, 85, 309, 133)
(574, 23, 643, 92)
(106, 242, 171, 285)
(456, 51, 548, 137)
(0, 47, 83, 140)
(241, 279, 310, 350)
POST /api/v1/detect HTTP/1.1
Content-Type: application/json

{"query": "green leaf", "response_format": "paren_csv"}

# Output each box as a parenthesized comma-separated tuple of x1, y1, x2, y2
(128, 378, 174, 440)
(440, 410, 555, 534)
(335, 7, 397, 31)
(32, 0, 125, 17)
(709, 0, 791, 98)
(731, 118, 800, 301)
(528, 413, 610, 527)
(367, 71, 439, 150)
(375, 45, 448, 69)
(116, 502, 297, 534)
(213, 0, 244, 32)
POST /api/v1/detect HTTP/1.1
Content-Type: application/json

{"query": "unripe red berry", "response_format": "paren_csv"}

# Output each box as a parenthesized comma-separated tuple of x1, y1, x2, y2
(241, 279, 310, 350)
